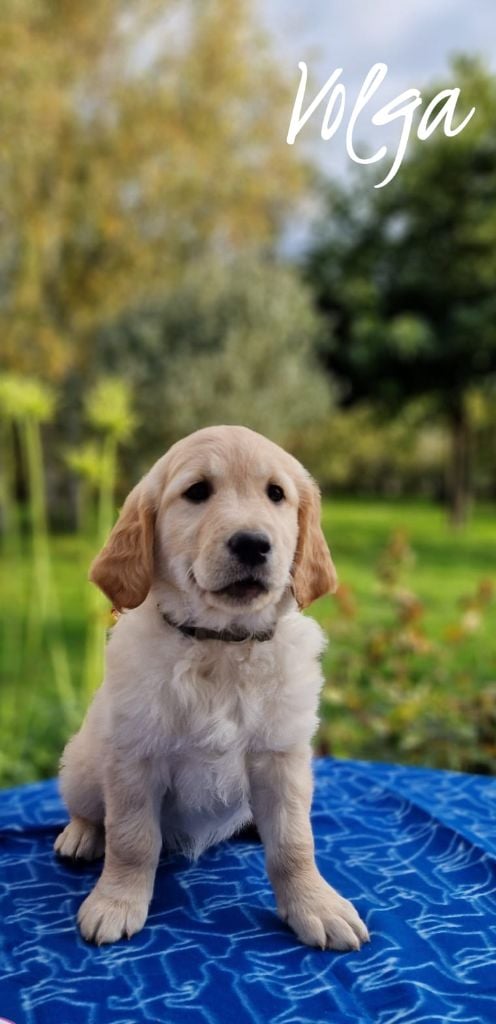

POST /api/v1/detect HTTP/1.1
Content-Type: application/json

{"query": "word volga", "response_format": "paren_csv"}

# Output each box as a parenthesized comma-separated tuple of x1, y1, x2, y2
(287, 62, 475, 188)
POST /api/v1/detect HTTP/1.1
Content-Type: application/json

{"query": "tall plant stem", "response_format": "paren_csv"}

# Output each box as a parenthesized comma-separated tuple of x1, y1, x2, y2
(20, 415, 74, 712)
(0, 420, 25, 759)
(83, 433, 118, 702)
(98, 434, 118, 543)
(0, 420, 24, 684)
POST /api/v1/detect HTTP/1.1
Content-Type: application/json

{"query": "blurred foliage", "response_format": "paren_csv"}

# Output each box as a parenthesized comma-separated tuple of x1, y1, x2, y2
(85, 377, 138, 444)
(316, 528, 496, 774)
(96, 257, 331, 459)
(0, 371, 74, 740)
(65, 442, 108, 491)
(0, 373, 138, 783)
(292, 386, 496, 510)
(0, 374, 55, 423)
(2, 6, 496, 524)
(0, 0, 305, 381)
(290, 402, 448, 498)
(306, 57, 496, 524)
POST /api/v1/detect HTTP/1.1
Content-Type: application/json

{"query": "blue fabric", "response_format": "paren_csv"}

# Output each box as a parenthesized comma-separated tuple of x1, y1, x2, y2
(1, 758, 495, 1024)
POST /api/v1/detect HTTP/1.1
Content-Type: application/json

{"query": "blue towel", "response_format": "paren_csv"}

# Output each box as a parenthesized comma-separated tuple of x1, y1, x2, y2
(1, 758, 495, 1024)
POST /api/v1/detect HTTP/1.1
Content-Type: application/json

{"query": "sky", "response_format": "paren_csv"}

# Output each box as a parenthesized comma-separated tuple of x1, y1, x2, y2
(259, 0, 496, 182)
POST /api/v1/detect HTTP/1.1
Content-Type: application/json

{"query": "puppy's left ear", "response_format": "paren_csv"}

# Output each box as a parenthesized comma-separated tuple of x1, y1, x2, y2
(292, 475, 338, 609)
(89, 481, 156, 612)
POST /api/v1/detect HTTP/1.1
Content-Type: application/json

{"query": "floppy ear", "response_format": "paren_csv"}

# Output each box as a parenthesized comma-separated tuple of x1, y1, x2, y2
(89, 481, 156, 611)
(292, 475, 338, 609)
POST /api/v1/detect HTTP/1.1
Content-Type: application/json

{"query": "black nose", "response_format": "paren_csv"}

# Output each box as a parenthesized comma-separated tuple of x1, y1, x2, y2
(227, 531, 271, 567)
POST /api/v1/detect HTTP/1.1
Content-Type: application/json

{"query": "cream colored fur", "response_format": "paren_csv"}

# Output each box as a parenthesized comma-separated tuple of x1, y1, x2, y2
(55, 425, 369, 951)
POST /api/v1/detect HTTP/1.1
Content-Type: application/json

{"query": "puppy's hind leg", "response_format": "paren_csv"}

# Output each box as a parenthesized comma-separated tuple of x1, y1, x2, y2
(54, 727, 105, 861)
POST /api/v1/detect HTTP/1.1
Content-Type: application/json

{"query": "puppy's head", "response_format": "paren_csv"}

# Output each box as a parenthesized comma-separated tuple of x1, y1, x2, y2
(90, 426, 337, 622)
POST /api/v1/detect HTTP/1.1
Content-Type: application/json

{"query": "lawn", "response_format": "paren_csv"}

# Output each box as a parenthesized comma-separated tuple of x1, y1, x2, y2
(1, 498, 495, 786)
(322, 497, 496, 623)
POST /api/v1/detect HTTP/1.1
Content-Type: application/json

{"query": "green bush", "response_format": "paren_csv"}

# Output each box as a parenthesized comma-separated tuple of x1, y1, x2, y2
(316, 528, 496, 773)
(289, 404, 448, 499)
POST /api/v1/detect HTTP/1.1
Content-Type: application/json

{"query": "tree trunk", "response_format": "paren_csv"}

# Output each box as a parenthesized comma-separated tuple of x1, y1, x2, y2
(448, 401, 471, 527)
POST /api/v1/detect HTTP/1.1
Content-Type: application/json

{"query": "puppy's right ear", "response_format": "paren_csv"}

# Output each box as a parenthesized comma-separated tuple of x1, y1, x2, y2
(292, 474, 337, 609)
(89, 481, 155, 611)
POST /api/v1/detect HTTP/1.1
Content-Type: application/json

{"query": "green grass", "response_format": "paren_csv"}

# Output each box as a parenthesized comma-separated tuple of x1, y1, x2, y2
(1, 498, 495, 785)
(315, 499, 496, 664)
(320, 497, 496, 629)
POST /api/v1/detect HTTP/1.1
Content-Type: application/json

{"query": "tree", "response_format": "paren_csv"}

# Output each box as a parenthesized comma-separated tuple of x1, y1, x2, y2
(0, 0, 305, 382)
(306, 58, 496, 524)
(96, 257, 331, 475)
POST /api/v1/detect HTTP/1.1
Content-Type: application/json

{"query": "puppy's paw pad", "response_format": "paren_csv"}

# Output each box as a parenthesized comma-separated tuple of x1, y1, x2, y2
(78, 888, 148, 945)
(54, 818, 104, 861)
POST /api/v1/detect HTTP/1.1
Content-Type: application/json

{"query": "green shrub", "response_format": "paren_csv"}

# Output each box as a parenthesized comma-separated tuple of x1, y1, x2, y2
(316, 529, 496, 773)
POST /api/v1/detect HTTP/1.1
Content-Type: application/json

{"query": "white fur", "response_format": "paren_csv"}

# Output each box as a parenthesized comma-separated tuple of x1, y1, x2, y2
(62, 590, 325, 859)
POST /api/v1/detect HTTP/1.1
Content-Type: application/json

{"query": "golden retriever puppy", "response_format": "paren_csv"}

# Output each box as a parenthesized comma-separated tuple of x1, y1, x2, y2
(55, 425, 369, 951)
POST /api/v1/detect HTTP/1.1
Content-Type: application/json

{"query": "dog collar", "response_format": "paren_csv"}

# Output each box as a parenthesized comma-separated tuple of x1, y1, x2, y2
(161, 611, 275, 643)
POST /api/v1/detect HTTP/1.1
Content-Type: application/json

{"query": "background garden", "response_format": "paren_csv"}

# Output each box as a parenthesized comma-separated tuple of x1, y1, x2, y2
(1, 0, 495, 785)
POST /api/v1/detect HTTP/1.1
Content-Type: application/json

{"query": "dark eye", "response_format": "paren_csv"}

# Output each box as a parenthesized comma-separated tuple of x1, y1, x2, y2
(183, 480, 212, 503)
(267, 483, 285, 503)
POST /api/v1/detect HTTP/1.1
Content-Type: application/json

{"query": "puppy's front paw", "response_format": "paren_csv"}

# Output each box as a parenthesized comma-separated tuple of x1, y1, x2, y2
(54, 817, 105, 861)
(78, 885, 148, 945)
(280, 877, 369, 951)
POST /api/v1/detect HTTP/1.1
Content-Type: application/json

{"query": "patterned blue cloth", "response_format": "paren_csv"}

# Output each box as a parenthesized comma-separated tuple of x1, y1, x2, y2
(1, 758, 495, 1024)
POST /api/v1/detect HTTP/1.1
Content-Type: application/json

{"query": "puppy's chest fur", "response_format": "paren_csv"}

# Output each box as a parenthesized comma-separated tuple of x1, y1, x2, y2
(107, 609, 326, 856)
